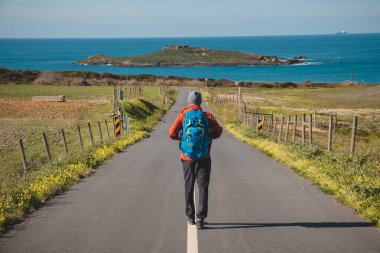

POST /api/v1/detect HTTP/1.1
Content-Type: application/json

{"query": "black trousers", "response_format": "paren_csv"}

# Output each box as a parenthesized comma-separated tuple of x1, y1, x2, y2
(182, 158, 211, 219)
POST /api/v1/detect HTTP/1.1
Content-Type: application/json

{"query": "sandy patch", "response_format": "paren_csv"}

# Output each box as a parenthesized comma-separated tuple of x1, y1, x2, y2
(0, 99, 83, 121)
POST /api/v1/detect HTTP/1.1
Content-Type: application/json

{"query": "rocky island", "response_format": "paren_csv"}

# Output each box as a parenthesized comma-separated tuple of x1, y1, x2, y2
(75, 45, 301, 67)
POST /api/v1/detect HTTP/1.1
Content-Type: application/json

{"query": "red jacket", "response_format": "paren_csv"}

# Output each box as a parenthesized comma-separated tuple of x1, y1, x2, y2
(168, 105, 223, 161)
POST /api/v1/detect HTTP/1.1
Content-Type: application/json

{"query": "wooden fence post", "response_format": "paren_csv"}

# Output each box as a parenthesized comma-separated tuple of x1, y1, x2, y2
(261, 116, 265, 133)
(350, 116, 357, 157)
(88, 122, 94, 147)
(309, 113, 313, 145)
(302, 114, 306, 145)
(18, 139, 27, 174)
(98, 121, 103, 144)
(278, 117, 284, 142)
(126, 115, 130, 136)
(272, 117, 278, 139)
(328, 115, 332, 152)
(285, 116, 290, 142)
(61, 129, 68, 154)
(42, 133, 51, 160)
(77, 125, 84, 151)
(105, 119, 110, 139)
(266, 116, 271, 137)
(292, 115, 297, 143)
(238, 88, 241, 118)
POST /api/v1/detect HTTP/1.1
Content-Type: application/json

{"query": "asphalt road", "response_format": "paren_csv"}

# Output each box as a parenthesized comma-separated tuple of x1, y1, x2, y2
(1, 88, 379, 253)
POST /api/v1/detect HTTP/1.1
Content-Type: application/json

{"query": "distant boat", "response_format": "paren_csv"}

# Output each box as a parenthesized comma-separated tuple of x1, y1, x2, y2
(335, 30, 348, 35)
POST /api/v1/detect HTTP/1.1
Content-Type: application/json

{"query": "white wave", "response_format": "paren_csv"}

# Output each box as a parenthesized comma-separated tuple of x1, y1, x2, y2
(291, 62, 323, 66)
(287, 58, 308, 61)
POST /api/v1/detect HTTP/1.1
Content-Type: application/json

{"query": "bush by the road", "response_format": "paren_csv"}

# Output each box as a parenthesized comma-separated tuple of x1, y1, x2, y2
(205, 89, 380, 228)
(0, 97, 175, 234)
(225, 123, 380, 227)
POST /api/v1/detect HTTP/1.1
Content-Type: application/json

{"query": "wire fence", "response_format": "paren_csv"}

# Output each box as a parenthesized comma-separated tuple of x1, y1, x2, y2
(208, 89, 380, 159)
(1, 86, 170, 186)
(17, 119, 121, 175)
(125, 85, 170, 104)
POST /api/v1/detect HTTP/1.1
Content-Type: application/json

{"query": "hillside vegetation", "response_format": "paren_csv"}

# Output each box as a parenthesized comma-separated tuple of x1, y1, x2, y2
(2, 67, 376, 88)
(75, 46, 299, 67)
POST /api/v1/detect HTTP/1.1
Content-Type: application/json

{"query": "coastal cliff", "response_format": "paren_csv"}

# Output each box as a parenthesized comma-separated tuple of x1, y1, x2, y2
(75, 46, 300, 67)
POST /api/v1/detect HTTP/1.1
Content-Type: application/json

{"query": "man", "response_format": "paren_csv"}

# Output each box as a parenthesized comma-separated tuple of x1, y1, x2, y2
(168, 90, 222, 229)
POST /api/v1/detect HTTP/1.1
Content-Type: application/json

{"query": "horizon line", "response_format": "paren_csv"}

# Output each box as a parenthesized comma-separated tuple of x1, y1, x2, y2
(1, 32, 380, 39)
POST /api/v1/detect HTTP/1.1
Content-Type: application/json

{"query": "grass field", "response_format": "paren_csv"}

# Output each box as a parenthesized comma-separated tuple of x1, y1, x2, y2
(209, 85, 380, 156)
(205, 86, 380, 227)
(212, 85, 380, 113)
(0, 84, 162, 100)
(0, 84, 175, 233)
(0, 84, 162, 181)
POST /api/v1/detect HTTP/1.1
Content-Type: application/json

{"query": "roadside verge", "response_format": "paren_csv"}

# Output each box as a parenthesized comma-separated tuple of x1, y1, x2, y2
(0, 96, 176, 234)
(205, 92, 380, 228)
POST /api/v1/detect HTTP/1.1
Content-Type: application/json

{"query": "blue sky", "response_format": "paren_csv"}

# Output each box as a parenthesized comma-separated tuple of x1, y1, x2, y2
(0, 0, 379, 38)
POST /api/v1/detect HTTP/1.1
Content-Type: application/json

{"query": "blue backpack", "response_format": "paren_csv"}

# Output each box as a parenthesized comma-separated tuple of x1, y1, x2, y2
(181, 110, 210, 158)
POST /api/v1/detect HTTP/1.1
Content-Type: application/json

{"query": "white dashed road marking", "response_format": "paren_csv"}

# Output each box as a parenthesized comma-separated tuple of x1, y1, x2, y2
(187, 190, 198, 253)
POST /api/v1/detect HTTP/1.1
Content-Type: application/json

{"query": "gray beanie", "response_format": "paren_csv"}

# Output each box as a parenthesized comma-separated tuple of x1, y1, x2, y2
(188, 91, 202, 105)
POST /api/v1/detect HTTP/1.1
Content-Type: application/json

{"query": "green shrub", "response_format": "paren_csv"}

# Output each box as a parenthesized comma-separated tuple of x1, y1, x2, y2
(206, 90, 380, 228)
(0, 96, 175, 234)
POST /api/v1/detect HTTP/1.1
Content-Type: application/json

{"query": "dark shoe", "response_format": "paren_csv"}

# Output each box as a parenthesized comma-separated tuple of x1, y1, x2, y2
(187, 217, 195, 225)
(196, 218, 204, 229)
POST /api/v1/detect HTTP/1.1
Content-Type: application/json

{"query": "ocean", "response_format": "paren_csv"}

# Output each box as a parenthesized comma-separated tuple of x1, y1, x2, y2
(1, 34, 380, 83)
